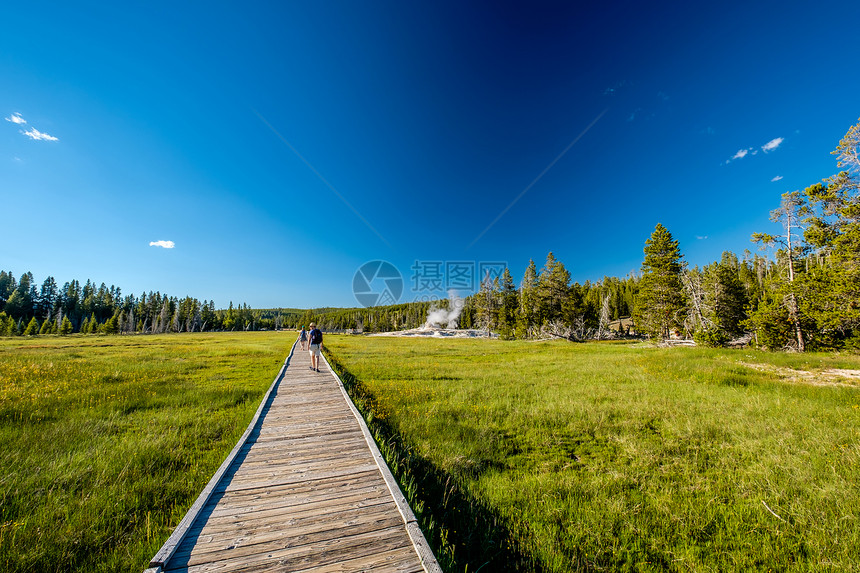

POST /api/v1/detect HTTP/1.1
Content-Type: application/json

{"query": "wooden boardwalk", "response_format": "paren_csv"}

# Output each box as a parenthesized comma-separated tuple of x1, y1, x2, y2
(146, 340, 440, 573)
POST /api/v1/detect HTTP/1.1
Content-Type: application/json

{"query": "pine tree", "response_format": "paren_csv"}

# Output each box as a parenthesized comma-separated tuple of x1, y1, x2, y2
(710, 255, 748, 336)
(0, 312, 14, 336)
(224, 302, 236, 331)
(751, 191, 808, 351)
(474, 273, 500, 335)
(39, 315, 51, 335)
(15, 272, 34, 319)
(103, 311, 120, 335)
(516, 260, 539, 338)
(23, 317, 40, 336)
(37, 276, 58, 320)
(497, 268, 518, 339)
(0, 272, 15, 313)
(536, 252, 571, 326)
(59, 316, 73, 335)
(634, 224, 687, 341)
(2, 290, 26, 321)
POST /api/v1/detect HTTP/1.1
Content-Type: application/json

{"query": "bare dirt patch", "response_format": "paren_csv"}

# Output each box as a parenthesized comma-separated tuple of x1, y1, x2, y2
(738, 362, 860, 388)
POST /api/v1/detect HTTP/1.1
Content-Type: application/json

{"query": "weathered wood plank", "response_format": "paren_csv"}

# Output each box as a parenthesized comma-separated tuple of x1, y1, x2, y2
(206, 470, 381, 510)
(217, 463, 382, 494)
(192, 488, 392, 535)
(235, 449, 370, 471)
(174, 506, 403, 563)
(222, 453, 373, 484)
(167, 525, 413, 573)
(235, 442, 369, 468)
(206, 486, 387, 525)
(251, 428, 363, 445)
(295, 546, 427, 573)
(239, 433, 366, 455)
(204, 546, 424, 573)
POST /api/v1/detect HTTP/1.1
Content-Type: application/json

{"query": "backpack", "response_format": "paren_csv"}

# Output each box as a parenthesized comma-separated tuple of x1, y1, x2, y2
(310, 329, 323, 345)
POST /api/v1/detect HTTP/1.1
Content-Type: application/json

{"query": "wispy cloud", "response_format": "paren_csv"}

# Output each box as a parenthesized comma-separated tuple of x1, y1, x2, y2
(149, 240, 175, 249)
(771, 175, 783, 182)
(22, 127, 58, 141)
(5, 113, 26, 124)
(762, 137, 784, 153)
(8, 112, 60, 141)
(696, 235, 708, 240)
(726, 136, 784, 164)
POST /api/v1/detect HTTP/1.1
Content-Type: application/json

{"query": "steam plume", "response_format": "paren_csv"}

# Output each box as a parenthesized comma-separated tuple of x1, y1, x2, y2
(424, 290, 465, 329)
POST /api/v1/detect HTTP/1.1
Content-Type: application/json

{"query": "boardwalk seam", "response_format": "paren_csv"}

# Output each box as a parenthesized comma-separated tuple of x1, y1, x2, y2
(146, 338, 298, 572)
(321, 349, 444, 573)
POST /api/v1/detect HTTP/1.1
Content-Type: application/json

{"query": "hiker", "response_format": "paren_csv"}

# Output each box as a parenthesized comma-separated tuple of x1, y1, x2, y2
(308, 322, 323, 372)
(299, 325, 308, 350)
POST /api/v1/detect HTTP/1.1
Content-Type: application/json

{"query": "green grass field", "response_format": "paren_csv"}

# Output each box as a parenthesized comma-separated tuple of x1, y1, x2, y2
(2, 333, 858, 572)
(0, 332, 290, 572)
(324, 336, 860, 572)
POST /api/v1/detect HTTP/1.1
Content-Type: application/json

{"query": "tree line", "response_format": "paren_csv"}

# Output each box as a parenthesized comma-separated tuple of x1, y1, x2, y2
(0, 275, 297, 336)
(3, 118, 857, 351)
(626, 117, 859, 351)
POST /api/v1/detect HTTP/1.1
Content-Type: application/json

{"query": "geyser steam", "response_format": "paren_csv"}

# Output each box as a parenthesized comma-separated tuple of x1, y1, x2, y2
(424, 290, 465, 329)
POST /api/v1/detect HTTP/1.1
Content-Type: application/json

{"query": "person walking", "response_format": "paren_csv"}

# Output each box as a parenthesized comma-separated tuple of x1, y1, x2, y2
(299, 325, 308, 351)
(308, 322, 323, 372)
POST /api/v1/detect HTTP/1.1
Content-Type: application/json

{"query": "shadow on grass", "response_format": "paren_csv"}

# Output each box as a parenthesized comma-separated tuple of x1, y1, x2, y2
(325, 350, 545, 573)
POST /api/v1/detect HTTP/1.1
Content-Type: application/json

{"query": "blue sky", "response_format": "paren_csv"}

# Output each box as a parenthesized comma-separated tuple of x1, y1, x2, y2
(2, 1, 858, 309)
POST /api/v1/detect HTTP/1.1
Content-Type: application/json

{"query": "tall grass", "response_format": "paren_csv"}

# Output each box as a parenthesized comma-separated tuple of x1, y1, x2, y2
(0, 332, 289, 572)
(324, 336, 860, 572)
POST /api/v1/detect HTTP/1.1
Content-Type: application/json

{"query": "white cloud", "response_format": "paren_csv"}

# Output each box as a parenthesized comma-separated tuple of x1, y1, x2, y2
(771, 175, 783, 182)
(149, 240, 175, 249)
(696, 235, 708, 240)
(727, 136, 784, 163)
(22, 127, 58, 141)
(762, 137, 783, 153)
(5, 113, 26, 124)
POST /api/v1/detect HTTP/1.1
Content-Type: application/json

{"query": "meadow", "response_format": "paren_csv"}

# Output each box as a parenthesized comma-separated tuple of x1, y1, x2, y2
(2, 332, 858, 572)
(0, 332, 289, 572)
(324, 336, 860, 572)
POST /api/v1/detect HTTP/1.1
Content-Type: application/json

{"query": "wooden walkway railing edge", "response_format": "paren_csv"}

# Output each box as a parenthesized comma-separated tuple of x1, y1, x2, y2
(320, 350, 443, 573)
(144, 339, 299, 573)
